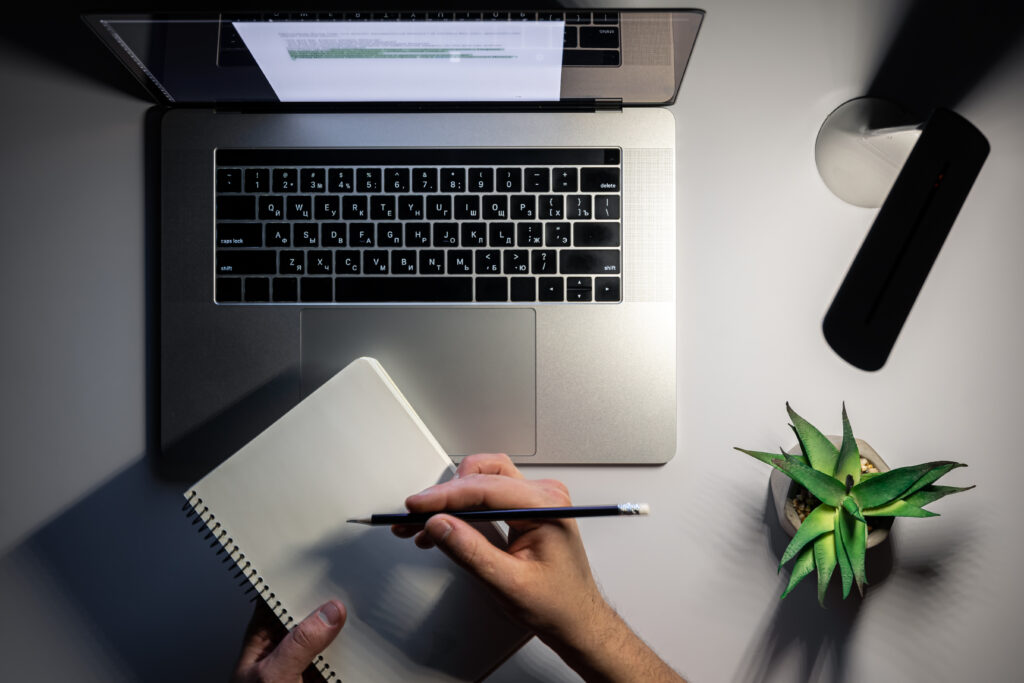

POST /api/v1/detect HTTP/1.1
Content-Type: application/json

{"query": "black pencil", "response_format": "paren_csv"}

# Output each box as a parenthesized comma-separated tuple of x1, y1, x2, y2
(347, 503, 651, 526)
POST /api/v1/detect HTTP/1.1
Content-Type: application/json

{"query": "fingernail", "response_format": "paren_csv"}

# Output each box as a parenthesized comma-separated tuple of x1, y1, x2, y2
(428, 520, 453, 544)
(318, 601, 342, 627)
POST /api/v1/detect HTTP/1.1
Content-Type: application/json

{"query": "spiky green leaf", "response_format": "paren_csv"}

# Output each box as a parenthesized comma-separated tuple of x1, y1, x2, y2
(814, 533, 837, 606)
(900, 462, 967, 499)
(841, 496, 867, 524)
(781, 446, 810, 469)
(838, 507, 867, 595)
(834, 507, 854, 599)
(779, 503, 835, 568)
(862, 499, 939, 517)
(780, 546, 816, 599)
(787, 403, 839, 475)
(851, 461, 959, 509)
(734, 447, 789, 471)
(834, 403, 861, 485)
(901, 484, 975, 508)
(772, 457, 846, 507)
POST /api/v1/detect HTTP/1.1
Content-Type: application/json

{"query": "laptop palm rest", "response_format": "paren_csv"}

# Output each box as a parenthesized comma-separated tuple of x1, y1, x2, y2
(300, 308, 536, 457)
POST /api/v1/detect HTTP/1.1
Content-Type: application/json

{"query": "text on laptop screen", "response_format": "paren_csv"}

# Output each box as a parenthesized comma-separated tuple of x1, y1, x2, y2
(233, 21, 564, 102)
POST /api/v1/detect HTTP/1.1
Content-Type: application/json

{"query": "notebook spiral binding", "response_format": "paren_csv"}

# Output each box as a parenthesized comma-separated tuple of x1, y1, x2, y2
(183, 490, 339, 681)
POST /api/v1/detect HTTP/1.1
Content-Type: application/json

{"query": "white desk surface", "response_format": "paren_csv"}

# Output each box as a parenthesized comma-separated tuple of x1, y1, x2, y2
(2, 2, 1023, 681)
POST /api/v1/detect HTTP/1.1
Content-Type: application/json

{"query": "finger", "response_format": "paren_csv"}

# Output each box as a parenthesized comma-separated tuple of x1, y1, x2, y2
(390, 524, 421, 538)
(259, 600, 346, 681)
(456, 453, 524, 479)
(405, 474, 554, 513)
(235, 602, 287, 674)
(424, 514, 518, 585)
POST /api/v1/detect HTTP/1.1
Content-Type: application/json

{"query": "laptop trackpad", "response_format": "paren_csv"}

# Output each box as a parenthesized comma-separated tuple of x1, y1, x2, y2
(300, 308, 536, 457)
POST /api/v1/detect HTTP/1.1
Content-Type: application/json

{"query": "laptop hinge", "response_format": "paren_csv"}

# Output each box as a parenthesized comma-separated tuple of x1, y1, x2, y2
(594, 98, 624, 112)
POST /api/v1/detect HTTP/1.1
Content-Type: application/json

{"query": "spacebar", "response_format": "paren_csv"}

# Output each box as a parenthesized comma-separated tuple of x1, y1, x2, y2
(335, 277, 472, 302)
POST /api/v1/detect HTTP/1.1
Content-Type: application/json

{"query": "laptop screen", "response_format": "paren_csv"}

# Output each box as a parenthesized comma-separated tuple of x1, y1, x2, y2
(83, 9, 703, 106)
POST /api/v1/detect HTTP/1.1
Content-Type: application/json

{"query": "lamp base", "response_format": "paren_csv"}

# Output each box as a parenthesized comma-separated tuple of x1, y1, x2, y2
(814, 97, 923, 208)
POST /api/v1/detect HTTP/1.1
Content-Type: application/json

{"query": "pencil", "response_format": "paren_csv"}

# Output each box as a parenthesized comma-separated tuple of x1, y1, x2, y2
(347, 503, 650, 526)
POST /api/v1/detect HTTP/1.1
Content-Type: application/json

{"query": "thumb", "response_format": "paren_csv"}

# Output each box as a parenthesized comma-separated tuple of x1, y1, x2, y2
(260, 600, 345, 680)
(425, 515, 517, 586)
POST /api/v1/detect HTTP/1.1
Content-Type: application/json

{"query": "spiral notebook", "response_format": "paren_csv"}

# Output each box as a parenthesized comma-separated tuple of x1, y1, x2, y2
(183, 357, 530, 682)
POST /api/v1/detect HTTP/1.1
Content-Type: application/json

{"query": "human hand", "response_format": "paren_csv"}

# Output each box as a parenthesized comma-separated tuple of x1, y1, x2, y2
(392, 453, 610, 646)
(232, 600, 346, 683)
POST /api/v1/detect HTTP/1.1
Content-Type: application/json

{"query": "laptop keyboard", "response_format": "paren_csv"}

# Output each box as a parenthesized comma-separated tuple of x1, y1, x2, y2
(218, 11, 621, 68)
(215, 148, 623, 304)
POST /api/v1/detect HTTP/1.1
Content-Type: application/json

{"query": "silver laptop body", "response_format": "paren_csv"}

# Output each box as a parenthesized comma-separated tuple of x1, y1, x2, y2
(85, 9, 703, 475)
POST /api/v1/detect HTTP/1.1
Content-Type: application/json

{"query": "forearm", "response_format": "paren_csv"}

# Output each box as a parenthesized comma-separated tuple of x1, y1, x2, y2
(542, 602, 686, 683)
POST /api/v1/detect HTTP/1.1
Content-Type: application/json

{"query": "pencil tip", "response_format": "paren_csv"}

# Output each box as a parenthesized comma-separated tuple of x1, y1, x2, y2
(346, 518, 370, 525)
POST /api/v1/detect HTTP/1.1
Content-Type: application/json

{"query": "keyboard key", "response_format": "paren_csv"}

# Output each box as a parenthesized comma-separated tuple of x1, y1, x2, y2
(496, 168, 521, 192)
(405, 223, 431, 247)
(328, 168, 353, 192)
(540, 194, 565, 219)
(419, 250, 445, 273)
(385, 168, 409, 192)
(244, 277, 270, 302)
(392, 250, 417, 274)
(510, 277, 536, 302)
(482, 195, 509, 219)
(468, 168, 493, 192)
(560, 249, 621, 274)
(595, 276, 620, 302)
(217, 250, 276, 275)
(217, 195, 255, 219)
(553, 168, 578, 191)
(448, 250, 473, 273)
(538, 277, 564, 301)
(510, 196, 536, 219)
(489, 223, 515, 247)
(286, 196, 313, 220)
(574, 221, 620, 247)
(567, 276, 593, 303)
(532, 250, 556, 274)
(217, 223, 261, 247)
(216, 277, 242, 301)
(563, 26, 578, 48)
(565, 11, 590, 24)
(563, 50, 620, 66)
(433, 223, 458, 246)
(321, 223, 346, 247)
(244, 168, 269, 192)
(364, 250, 389, 273)
(580, 26, 620, 49)
(412, 168, 437, 192)
(335, 251, 360, 274)
(426, 195, 452, 220)
(594, 194, 620, 219)
(517, 222, 543, 247)
(335, 277, 472, 302)
(265, 223, 290, 247)
(525, 168, 549, 191)
(441, 168, 465, 192)
(301, 277, 333, 302)
(504, 250, 529, 274)
(567, 195, 593, 219)
(545, 222, 570, 246)
(308, 250, 332, 274)
(593, 11, 620, 24)
(581, 167, 620, 192)
(567, 287, 593, 302)
(342, 195, 367, 219)
(398, 195, 424, 220)
(314, 195, 340, 220)
(258, 195, 284, 220)
(461, 223, 487, 247)
(377, 223, 402, 246)
(293, 223, 319, 246)
(370, 195, 396, 220)
(476, 277, 508, 302)
(280, 251, 305, 274)
(272, 168, 298, 192)
(350, 223, 374, 246)
(476, 250, 501, 273)
(300, 168, 326, 192)
(357, 168, 381, 192)
(217, 169, 241, 192)
(273, 277, 298, 301)
(454, 195, 480, 220)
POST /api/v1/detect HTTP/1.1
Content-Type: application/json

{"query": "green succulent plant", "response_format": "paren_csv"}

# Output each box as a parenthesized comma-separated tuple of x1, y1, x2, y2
(735, 403, 973, 605)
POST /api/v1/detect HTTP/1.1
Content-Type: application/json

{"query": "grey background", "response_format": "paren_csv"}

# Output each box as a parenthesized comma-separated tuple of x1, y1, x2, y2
(2, 1, 1023, 681)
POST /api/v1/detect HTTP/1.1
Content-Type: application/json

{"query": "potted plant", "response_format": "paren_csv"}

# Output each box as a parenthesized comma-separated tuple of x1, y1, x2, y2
(735, 403, 973, 605)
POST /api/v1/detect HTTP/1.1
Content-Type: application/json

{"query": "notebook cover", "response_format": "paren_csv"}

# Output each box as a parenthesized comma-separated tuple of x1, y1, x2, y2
(184, 357, 530, 682)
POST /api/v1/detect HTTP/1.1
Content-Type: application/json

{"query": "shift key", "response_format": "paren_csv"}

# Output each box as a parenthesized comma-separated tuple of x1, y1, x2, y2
(560, 249, 620, 274)
(217, 250, 276, 274)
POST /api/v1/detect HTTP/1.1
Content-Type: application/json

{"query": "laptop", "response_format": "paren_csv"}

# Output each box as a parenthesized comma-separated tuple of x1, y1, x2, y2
(83, 7, 703, 475)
